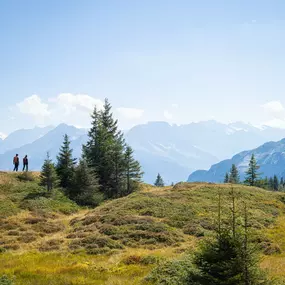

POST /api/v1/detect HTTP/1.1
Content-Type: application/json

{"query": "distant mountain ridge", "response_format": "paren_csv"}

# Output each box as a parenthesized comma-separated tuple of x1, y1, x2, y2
(0, 124, 87, 171)
(0, 126, 54, 154)
(2, 120, 285, 184)
(0, 133, 7, 140)
(188, 138, 285, 183)
(125, 121, 285, 183)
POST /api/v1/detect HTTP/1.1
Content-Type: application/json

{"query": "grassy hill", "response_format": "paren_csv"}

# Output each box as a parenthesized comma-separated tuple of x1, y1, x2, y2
(1, 172, 285, 284)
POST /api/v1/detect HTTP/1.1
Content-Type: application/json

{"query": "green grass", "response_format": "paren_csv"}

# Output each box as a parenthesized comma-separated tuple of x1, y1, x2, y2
(1, 174, 285, 284)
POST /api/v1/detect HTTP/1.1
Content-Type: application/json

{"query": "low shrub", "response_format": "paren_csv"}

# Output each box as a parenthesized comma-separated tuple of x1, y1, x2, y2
(0, 275, 14, 285)
(33, 221, 65, 234)
(183, 224, 205, 237)
(17, 172, 35, 182)
(39, 239, 64, 252)
(24, 217, 47, 225)
(146, 255, 199, 285)
(261, 242, 282, 255)
(123, 255, 142, 265)
(7, 230, 20, 236)
(17, 232, 37, 243)
(123, 254, 161, 265)
(0, 247, 6, 253)
(69, 234, 123, 253)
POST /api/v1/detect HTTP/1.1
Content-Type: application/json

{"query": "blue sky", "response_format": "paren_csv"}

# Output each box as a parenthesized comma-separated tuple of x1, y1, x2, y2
(1, 0, 285, 135)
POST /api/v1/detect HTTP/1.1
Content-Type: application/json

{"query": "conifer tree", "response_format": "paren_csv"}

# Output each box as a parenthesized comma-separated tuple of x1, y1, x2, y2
(280, 177, 284, 191)
(40, 153, 58, 191)
(269, 177, 274, 190)
(194, 196, 270, 285)
(154, 173, 164, 187)
(84, 100, 123, 198)
(256, 177, 269, 190)
(56, 134, 77, 189)
(83, 99, 142, 199)
(224, 172, 229, 183)
(229, 164, 239, 184)
(273, 175, 279, 191)
(264, 176, 269, 189)
(124, 145, 143, 196)
(83, 106, 100, 166)
(109, 134, 127, 198)
(71, 160, 103, 206)
(244, 154, 260, 186)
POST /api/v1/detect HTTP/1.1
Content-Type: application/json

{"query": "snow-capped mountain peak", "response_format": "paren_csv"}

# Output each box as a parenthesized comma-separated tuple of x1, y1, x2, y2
(0, 132, 7, 140)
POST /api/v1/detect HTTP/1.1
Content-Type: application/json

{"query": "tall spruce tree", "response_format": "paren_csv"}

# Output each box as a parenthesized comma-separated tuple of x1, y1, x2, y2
(280, 177, 284, 191)
(110, 133, 127, 198)
(56, 134, 77, 189)
(40, 153, 58, 191)
(269, 177, 274, 190)
(83, 106, 100, 166)
(154, 173, 164, 187)
(224, 172, 229, 183)
(273, 175, 279, 191)
(229, 164, 239, 184)
(264, 176, 269, 189)
(244, 154, 260, 186)
(71, 160, 103, 206)
(84, 99, 142, 199)
(124, 145, 143, 195)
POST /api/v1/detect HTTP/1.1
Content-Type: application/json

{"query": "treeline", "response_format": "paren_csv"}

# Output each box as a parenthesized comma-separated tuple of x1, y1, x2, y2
(39, 99, 143, 206)
(257, 176, 285, 191)
(224, 154, 285, 191)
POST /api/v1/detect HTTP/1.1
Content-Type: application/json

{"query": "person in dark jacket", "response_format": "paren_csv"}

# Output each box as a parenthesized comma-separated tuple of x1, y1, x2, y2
(23, 155, 28, 171)
(13, 154, 19, 172)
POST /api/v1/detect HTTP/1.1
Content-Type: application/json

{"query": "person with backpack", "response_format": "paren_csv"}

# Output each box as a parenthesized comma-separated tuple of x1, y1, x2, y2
(13, 154, 19, 172)
(23, 155, 28, 171)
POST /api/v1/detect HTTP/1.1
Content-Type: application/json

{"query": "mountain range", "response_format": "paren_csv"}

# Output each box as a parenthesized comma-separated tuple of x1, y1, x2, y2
(0, 124, 87, 171)
(188, 138, 285, 183)
(2, 121, 285, 184)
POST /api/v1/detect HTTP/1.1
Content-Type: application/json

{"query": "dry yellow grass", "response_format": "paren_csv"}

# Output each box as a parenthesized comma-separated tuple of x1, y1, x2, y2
(1, 173, 285, 283)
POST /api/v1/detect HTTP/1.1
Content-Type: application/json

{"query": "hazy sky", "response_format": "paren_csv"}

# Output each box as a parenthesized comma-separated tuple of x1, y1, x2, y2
(1, 0, 285, 135)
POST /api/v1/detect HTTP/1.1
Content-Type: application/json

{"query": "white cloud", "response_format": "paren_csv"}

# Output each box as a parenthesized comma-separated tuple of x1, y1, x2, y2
(171, 103, 179, 108)
(163, 110, 173, 120)
(49, 93, 104, 114)
(260, 101, 285, 128)
(17, 95, 50, 117)
(13, 94, 145, 130)
(264, 119, 285, 129)
(15, 93, 104, 128)
(262, 101, 284, 113)
(117, 107, 144, 119)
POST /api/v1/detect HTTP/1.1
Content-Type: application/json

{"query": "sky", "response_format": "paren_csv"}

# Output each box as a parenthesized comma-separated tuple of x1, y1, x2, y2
(1, 0, 285, 136)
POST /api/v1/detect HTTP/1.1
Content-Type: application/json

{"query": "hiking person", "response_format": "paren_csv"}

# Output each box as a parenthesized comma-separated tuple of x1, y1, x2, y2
(13, 154, 19, 172)
(23, 155, 28, 171)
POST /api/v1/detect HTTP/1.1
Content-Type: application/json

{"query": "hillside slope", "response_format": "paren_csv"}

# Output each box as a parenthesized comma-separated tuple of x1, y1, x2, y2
(1, 173, 285, 284)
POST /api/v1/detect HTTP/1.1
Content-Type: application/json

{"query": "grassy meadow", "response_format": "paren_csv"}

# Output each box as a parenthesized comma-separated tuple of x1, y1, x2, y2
(1, 173, 285, 284)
